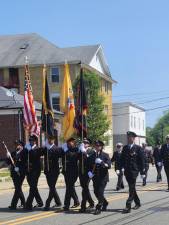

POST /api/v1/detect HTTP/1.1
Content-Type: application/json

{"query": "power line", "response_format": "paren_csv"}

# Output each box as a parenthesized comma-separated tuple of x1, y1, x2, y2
(112, 96, 169, 110)
(113, 104, 169, 117)
(113, 90, 169, 98)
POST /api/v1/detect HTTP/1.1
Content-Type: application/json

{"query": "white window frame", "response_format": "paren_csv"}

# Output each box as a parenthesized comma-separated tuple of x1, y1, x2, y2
(51, 93, 60, 111)
(50, 67, 60, 83)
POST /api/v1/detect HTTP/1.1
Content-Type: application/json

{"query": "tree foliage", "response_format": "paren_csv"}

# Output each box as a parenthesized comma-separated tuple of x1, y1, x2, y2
(146, 110, 169, 146)
(73, 70, 110, 142)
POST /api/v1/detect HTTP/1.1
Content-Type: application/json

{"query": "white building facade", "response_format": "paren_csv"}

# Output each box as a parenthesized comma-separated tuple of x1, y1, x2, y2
(113, 102, 146, 150)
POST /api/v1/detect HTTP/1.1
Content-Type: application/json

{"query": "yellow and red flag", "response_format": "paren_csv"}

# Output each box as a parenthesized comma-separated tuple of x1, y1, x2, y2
(60, 63, 75, 140)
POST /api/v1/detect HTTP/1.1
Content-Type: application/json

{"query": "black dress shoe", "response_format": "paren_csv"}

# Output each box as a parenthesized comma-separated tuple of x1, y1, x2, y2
(94, 208, 101, 215)
(87, 204, 95, 209)
(116, 187, 120, 191)
(63, 206, 69, 211)
(102, 202, 108, 211)
(34, 203, 43, 208)
(133, 204, 141, 210)
(71, 203, 80, 208)
(122, 208, 131, 214)
(79, 208, 86, 213)
(55, 203, 62, 208)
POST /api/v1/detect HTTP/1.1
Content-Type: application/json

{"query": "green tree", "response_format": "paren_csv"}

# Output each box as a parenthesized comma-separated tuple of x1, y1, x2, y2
(146, 110, 169, 146)
(73, 70, 110, 142)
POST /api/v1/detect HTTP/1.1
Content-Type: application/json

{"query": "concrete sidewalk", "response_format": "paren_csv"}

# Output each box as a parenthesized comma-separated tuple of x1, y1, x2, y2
(0, 168, 117, 191)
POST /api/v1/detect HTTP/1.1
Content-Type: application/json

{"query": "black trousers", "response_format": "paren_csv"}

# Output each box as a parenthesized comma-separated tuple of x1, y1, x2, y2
(125, 176, 140, 208)
(79, 173, 94, 209)
(11, 172, 25, 207)
(155, 163, 162, 181)
(164, 163, 169, 188)
(45, 172, 61, 207)
(143, 165, 149, 184)
(93, 176, 108, 209)
(64, 172, 79, 208)
(117, 171, 124, 189)
(26, 170, 43, 208)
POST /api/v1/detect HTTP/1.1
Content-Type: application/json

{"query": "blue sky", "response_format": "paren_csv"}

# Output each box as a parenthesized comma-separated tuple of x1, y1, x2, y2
(1, 0, 169, 127)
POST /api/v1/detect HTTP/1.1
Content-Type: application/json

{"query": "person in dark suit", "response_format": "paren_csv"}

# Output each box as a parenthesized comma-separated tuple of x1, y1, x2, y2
(6, 140, 26, 210)
(111, 142, 124, 191)
(24, 135, 43, 210)
(88, 140, 111, 215)
(161, 135, 169, 191)
(43, 135, 62, 210)
(78, 138, 95, 213)
(120, 131, 145, 213)
(142, 143, 153, 186)
(62, 137, 80, 211)
(153, 141, 163, 182)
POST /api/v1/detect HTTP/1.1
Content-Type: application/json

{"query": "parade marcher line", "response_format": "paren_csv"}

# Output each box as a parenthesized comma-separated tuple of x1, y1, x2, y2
(0, 183, 166, 225)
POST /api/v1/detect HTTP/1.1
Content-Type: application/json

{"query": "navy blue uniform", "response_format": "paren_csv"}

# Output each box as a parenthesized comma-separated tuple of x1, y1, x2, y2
(7, 150, 25, 208)
(78, 148, 95, 210)
(153, 147, 163, 182)
(90, 151, 111, 211)
(62, 146, 79, 209)
(120, 144, 145, 209)
(161, 144, 169, 188)
(111, 151, 124, 190)
(23, 146, 43, 210)
(42, 144, 62, 208)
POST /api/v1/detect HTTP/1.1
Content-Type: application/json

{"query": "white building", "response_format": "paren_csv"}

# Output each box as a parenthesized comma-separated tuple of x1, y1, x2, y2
(113, 102, 146, 149)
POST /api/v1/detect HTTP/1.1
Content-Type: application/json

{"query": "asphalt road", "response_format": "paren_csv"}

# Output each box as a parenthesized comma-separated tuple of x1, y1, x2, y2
(0, 166, 169, 225)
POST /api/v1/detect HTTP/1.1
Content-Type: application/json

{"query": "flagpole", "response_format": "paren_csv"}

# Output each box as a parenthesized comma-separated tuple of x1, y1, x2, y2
(24, 56, 30, 173)
(44, 64, 49, 172)
(81, 67, 84, 175)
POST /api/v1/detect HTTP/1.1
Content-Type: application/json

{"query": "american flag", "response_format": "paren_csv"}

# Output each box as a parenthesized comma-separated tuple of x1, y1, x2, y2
(23, 64, 40, 136)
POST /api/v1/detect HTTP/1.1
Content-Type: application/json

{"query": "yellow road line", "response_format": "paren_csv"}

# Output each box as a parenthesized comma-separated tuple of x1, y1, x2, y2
(0, 183, 166, 225)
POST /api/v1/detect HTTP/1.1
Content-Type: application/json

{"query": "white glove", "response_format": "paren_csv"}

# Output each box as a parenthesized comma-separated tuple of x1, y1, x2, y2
(14, 167, 19, 172)
(25, 143, 32, 151)
(79, 143, 86, 153)
(95, 158, 103, 164)
(62, 143, 68, 152)
(157, 162, 162, 167)
(6, 152, 11, 158)
(141, 174, 146, 179)
(116, 170, 120, 175)
(88, 171, 94, 179)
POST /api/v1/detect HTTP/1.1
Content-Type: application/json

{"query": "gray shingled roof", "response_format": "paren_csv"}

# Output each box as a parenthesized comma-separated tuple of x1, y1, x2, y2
(0, 86, 41, 110)
(0, 87, 63, 115)
(0, 33, 67, 67)
(62, 45, 100, 65)
(0, 33, 100, 67)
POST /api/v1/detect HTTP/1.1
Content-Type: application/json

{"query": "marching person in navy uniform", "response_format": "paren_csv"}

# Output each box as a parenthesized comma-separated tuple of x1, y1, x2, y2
(153, 141, 163, 182)
(161, 135, 169, 191)
(78, 138, 95, 213)
(43, 135, 62, 210)
(111, 142, 124, 191)
(24, 135, 43, 210)
(142, 143, 153, 186)
(120, 131, 145, 213)
(62, 137, 80, 211)
(88, 140, 111, 215)
(6, 140, 26, 210)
